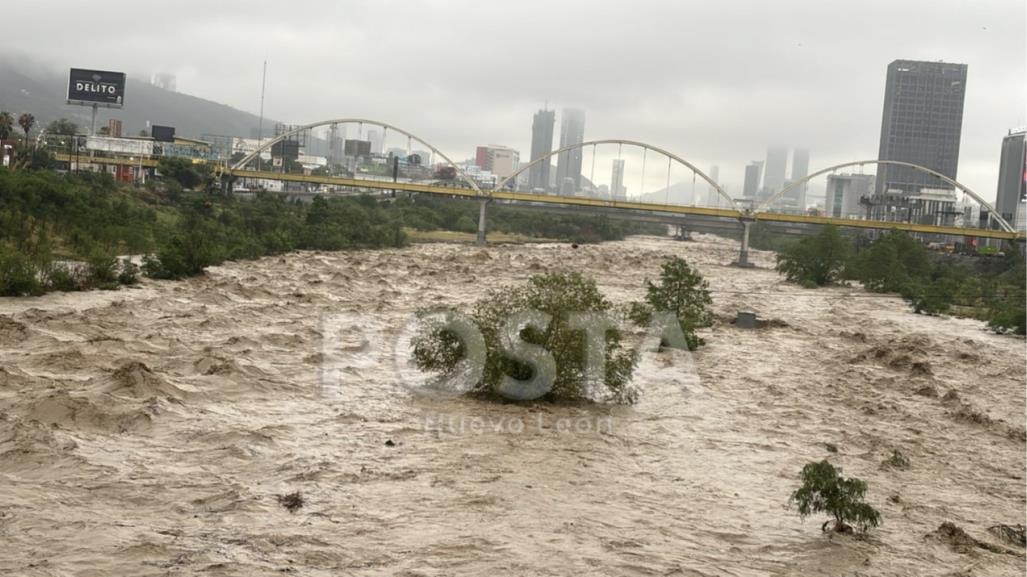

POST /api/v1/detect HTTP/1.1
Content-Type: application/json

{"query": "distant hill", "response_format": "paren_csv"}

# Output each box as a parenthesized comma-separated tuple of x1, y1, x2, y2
(0, 57, 274, 140)
(641, 181, 708, 206)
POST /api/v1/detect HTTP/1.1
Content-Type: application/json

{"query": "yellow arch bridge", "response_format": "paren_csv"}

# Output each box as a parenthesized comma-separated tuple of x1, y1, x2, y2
(54, 116, 1025, 268)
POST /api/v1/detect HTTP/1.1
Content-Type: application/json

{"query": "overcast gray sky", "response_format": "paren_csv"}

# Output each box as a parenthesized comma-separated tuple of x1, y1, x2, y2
(4, 0, 1025, 198)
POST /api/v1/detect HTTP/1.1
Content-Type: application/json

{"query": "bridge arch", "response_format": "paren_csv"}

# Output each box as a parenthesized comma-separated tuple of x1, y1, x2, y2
(493, 140, 735, 208)
(229, 118, 484, 196)
(757, 159, 1014, 233)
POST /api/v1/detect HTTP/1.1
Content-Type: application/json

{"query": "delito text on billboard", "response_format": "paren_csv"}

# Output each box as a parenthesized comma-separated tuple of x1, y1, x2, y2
(67, 68, 126, 108)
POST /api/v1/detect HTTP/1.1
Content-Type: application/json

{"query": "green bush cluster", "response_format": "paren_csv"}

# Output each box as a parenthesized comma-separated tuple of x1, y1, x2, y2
(413, 259, 713, 404)
(774, 226, 1025, 334)
(0, 169, 154, 295)
(775, 225, 850, 287)
(141, 193, 408, 279)
(629, 256, 713, 350)
(414, 272, 640, 404)
(395, 196, 664, 243)
(1, 165, 676, 299)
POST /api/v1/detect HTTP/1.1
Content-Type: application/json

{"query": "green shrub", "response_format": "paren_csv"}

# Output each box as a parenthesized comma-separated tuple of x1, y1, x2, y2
(776, 225, 850, 287)
(790, 460, 881, 534)
(413, 272, 638, 404)
(635, 256, 712, 350)
(117, 258, 139, 285)
(85, 248, 119, 289)
(626, 301, 654, 326)
(988, 305, 1027, 335)
(0, 248, 43, 296)
(42, 262, 82, 292)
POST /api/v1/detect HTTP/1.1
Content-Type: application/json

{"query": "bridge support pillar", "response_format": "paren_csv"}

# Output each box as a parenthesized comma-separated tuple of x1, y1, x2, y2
(476, 198, 488, 246)
(735, 219, 755, 268)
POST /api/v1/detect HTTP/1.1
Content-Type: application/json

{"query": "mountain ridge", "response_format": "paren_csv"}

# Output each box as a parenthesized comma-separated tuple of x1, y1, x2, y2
(0, 57, 274, 140)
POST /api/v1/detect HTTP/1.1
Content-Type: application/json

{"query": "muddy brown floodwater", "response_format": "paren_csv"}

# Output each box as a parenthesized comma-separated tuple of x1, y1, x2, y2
(0, 234, 1024, 576)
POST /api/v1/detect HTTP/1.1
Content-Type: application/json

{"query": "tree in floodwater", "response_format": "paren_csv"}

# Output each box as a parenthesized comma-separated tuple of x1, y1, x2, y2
(776, 225, 850, 287)
(790, 460, 881, 534)
(629, 256, 713, 351)
(413, 272, 638, 404)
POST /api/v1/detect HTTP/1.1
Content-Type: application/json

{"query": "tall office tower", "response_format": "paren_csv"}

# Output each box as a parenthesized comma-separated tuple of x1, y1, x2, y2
(761, 146, 788, 201)
(555, 108, 586, 192)
(743, 161, 763, 199)
(328, 123, 347, 166)
(876, 59, 967, 196)
(367, 129, 383, 154)
(707, 164, 720, 206)
(610, 158, 626, 200)
(995, 129, 1026, 224)
(788, 148, 810, 209)
(528, 109, 555, 191)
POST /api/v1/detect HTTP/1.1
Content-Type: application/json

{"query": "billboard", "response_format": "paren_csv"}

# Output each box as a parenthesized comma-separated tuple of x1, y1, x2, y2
(344, 139, 371, 157)
(67, 68, 126, 108)
(151, 125, 176, 142)
(271, 140, 300, 159)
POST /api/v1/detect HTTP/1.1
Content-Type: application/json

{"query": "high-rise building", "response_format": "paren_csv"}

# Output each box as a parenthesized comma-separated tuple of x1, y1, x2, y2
(789, 148, 809, 209)
(327, 123, 347, 166)
(367, 129, 383, 154)
(107, 119, 123, 138)
(706, 165, 720, 206)
(995, 129, 1026, 224)
(528, 109, 555, 191)
(555, 108, 586, 193)
(876, 59, 967, 196)
(825, 173, 875, 219)
(610, 158, 626, 200)
(743, 161, 763, 199)
(761, 146, 788, 201)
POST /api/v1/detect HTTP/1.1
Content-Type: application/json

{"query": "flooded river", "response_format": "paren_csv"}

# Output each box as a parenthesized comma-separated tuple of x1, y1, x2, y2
(0, 234, 1023, 576)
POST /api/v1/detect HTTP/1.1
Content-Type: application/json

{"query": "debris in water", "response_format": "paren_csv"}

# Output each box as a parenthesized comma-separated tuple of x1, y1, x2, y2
(926, 522, 1018, 555)
(987, 524, 1026, 547)
(277, 491, 304, 513)
(385, 439, 396, 447)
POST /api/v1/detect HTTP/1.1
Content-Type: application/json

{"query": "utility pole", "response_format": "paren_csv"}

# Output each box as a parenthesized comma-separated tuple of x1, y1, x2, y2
(392, 155, 399, 197)
(257, 60, 267, 172)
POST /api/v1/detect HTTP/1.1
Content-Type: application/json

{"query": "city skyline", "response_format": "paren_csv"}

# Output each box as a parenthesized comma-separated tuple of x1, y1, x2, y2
(1, 0, 1022, 199)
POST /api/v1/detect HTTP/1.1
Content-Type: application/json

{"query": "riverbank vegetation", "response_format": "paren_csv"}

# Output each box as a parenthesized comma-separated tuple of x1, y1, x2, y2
(0, 168, 664, 296)
(775, 225, 1025, 334)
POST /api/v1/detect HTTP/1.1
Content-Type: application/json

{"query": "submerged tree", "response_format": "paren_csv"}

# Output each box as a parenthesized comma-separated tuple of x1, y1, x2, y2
(630, 256, 713, 350)
(790, 460, 881, 534)
(413, 272, 638, 404)
(776, 225, 850, 287)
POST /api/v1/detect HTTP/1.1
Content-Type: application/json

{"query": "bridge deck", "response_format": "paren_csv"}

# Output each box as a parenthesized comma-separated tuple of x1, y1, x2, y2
(46, 155, 1023, 241)
(229, 169, 1023, 240)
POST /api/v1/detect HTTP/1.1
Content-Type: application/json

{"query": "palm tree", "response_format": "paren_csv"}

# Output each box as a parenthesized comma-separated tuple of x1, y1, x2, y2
(0, 111, 12, 141)
(18, 113, 35, 144)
